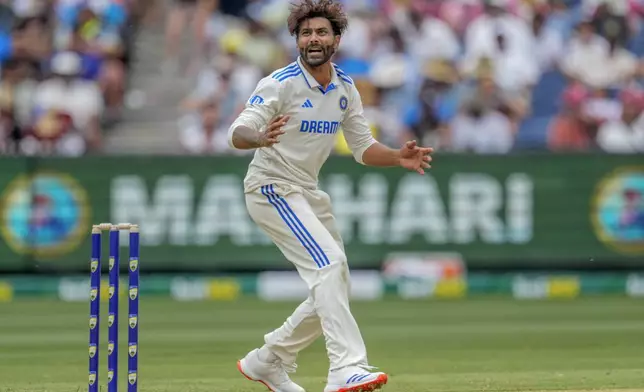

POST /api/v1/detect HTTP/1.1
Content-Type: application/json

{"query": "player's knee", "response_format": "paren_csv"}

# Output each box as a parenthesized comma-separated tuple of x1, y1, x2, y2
(313, 261, 351, 299)
(318, 251, 347, 280)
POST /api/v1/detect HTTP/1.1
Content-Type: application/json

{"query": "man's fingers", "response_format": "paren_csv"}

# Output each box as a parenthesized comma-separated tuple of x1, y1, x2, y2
(271, 115, 290, 125)
(263, 119, 288, 145)
(264, 131, 284, 146)
(267, 127, 284, 136)
(420, 147, 434, 154)
(423, 155, 431, 162)
(268, 116, 290, 133)
(405, 141, 434, 156)
(268, 129, 286, 136)
(421, 162, 431, 169)
(265, 134, 282, 143)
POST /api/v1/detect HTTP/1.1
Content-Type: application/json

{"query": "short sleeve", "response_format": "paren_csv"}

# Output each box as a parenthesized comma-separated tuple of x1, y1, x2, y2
(227, 77, 281, 148)
(340, 84, 377, 164)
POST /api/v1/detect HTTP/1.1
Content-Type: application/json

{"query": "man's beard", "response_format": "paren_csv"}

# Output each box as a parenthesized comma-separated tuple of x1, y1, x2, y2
(300, 44, 335, 67)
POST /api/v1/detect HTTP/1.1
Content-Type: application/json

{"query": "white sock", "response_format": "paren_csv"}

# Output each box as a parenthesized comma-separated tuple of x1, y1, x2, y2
(257, 345, 279, 363)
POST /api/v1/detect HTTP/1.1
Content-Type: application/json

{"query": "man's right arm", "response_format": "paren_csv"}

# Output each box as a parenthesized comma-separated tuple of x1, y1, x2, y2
(230, 125, 263, 149)
(228, 77, 281, 150)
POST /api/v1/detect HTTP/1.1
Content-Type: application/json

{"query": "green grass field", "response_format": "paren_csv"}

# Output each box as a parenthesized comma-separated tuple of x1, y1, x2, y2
(0, 297, 643, 392)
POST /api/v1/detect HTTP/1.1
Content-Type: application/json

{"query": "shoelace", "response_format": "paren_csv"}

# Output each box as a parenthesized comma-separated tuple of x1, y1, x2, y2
(280, 361, 298, 373)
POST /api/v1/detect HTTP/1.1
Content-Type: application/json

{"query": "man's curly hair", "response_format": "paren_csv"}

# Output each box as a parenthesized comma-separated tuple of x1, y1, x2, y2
(287, 0, 349, 37)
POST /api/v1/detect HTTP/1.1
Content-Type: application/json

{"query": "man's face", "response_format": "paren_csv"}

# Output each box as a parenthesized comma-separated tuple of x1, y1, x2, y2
(297, 17, 339, 67)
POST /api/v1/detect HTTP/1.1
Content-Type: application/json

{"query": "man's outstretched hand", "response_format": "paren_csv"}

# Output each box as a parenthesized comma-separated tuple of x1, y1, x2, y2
(259, 115, 290, 147)
(399, 140, 433, 175)
(230, 114, 290, 150)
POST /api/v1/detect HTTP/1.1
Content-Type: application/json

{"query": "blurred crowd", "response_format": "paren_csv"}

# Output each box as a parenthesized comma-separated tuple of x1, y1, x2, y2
(0, 0, 143, 156)
(0, 0, 643, 157)
(176, 0, 644, 156)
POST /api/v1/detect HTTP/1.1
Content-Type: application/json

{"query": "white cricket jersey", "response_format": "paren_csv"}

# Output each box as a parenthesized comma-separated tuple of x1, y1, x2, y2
(228, 56, 377, 193)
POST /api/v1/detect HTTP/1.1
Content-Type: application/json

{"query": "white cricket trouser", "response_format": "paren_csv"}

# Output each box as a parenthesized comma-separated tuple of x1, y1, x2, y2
(245, 181, 368, 372)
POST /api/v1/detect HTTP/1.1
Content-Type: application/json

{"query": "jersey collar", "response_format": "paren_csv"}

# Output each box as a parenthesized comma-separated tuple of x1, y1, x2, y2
(296, 56, 338, 95)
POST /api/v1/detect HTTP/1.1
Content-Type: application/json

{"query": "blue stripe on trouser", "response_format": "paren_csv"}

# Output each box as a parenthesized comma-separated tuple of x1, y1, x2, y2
(268, 184, 331, 267)
(262, 185, 324, 268)
(263, 185, 328, 268)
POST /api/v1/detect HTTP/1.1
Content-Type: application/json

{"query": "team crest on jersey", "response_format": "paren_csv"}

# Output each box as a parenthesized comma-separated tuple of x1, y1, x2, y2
(339, 96, 348, 111)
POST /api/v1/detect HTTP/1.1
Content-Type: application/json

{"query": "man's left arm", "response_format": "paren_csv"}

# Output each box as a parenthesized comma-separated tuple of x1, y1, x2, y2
(341, 87, 433, 174)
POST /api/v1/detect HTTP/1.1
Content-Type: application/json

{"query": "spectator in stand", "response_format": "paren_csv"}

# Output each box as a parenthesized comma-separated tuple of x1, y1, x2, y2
(601, 29, 639, 89)
(368, 25, 420, 127)
(460, 0, 538, 118)
(590, 1, 629, 46)
(596, 87, 644, 153)
(461, 0, 536, 73)
(447, 60, 516, 153)
(54, 0, 130, 121)
(0, 6, 51, 64)
(404, 59, 464, 150)
(163, 0, 216, 75)
(180, 44, 262, 129)
(531, 10, 565, 72)
(390, 5, 461, 64)
(0, 58, 38, 154)
(547, 82, 597, 151)
(560, 19, 610, 89)
(177, 97, 234, 154)
(332, 7, 374, 61)
(31, 51, 103, 154)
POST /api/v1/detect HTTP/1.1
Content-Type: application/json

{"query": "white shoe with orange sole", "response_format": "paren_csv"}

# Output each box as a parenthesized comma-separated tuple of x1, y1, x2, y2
(324, 366, 388, 392)
(237, 348, 306, 392)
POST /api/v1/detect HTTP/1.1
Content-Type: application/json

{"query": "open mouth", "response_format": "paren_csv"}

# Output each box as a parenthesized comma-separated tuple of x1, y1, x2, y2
(308, 48, 323, 54)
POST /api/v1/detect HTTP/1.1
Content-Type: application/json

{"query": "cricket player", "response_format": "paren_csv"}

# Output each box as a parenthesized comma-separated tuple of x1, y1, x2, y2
(229, 1, 433, 391)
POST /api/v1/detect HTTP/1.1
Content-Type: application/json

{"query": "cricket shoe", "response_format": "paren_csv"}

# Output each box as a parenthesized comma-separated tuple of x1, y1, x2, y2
(237, 348, 305, 392)
(324, 366, 388, 392)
